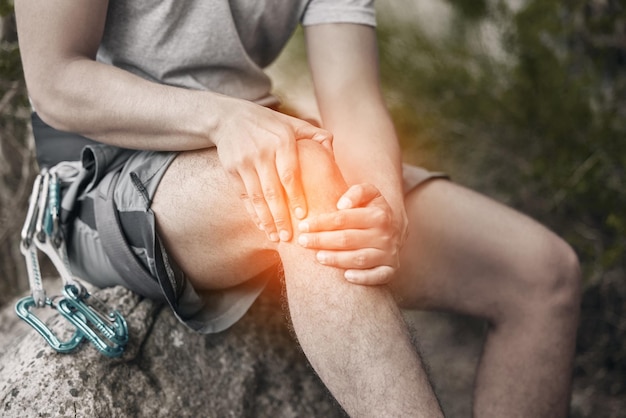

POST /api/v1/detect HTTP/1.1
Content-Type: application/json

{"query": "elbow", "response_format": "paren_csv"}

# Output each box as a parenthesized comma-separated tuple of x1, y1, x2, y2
(28, 86, 51, 121)
(25, 64, 81, 133)
(27, 80, 69, 131)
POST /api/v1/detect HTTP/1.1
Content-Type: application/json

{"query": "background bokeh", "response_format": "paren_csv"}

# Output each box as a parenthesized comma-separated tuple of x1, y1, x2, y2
(1, 0, 624, 416)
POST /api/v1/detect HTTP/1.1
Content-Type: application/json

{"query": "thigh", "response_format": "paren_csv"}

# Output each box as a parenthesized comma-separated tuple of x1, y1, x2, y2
(391, 179, 575, 322)
(151, 147, 278, 291)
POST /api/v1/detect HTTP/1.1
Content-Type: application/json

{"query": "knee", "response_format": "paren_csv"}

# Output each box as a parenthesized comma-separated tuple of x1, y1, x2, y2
(545, 237, 582, 308)
(515, 234, 582, 321)
(296, 140, 347, 217)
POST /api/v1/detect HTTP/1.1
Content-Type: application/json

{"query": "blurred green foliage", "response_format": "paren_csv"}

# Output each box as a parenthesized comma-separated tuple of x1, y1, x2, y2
(444, 0, 488, 20)
(0, 0, 13, 17)
(378, 0, 625, 284)
(1, 0, 19, 69)
(377, 0, 625, 404)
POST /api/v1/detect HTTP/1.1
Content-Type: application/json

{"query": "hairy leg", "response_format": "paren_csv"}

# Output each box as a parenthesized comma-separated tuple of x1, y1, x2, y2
(152, 143, 443, 417)
(391, 177, 582, 417)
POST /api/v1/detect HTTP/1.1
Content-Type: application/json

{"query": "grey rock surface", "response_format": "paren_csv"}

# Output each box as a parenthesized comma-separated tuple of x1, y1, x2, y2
(0, 283, 344, 418)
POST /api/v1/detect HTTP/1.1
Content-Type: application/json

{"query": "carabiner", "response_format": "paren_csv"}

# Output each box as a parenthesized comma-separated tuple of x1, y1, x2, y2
(56, 284, 128, 358)
(20, 173, 43, 248)
(15, 296, 85, 354)
(43, 171, 62, 246)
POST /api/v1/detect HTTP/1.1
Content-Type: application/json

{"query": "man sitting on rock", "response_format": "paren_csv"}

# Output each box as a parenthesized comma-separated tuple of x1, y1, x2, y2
(14, 0, 581, 416)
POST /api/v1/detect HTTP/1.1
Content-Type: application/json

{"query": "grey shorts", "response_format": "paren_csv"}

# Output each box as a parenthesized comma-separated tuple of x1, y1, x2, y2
(33, 114, 446, 334)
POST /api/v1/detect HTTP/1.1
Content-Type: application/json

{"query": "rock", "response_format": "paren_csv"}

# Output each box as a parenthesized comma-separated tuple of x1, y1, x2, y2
(0, 282, 344, 417)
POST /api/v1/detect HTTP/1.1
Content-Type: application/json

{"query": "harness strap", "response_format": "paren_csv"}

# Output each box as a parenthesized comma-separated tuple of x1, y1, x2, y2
(32, 112, 99, 169)
(93, 171, 171, 302)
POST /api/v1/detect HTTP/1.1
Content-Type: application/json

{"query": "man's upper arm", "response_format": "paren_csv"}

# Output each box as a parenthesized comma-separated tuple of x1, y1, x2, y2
(15, 0, 108, 101)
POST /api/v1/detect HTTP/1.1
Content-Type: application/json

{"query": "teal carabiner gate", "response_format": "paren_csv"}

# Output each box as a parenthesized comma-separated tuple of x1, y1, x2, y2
(56, 284, 128, 357)
(15, 296, 85, 353)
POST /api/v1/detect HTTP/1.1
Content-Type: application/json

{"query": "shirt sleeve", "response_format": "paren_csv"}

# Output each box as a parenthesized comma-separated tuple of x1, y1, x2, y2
(301, 0, 376, 27)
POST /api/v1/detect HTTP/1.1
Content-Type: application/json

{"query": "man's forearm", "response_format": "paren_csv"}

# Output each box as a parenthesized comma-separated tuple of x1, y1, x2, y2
(30, 58, 222, 151)
(325, 102, 406, 219)
(304, 22, 405, 218)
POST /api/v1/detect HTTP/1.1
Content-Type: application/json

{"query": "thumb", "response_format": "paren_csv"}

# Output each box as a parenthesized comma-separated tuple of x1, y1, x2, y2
(296, 124, 334, 153)
(337, 184, 381, 209)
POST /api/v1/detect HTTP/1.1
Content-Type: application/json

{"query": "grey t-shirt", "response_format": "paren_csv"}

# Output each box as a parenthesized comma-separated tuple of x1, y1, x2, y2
(97, 0, 376, 107)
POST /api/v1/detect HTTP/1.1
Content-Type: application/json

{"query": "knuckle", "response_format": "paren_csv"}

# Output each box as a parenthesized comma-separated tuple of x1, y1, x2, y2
(380, 233, 393, 246)
(338, 231, 350, 248)
(253, 137, 273, 152)
(260, 216, 274, 231)
(223, 163, 239, 176)
(269, 130, 289, 148)
(256, 148, 272, 161)
(262, 187, 279, 201)
(227, 153, 250, 168)
(251, 193, 265, 205)
(302, 218, 316, 231)
(273, 216, 289, 228)
(354, 253, 368, 267)
(279, 167, 297, 186)
(374, 268, 392, 284)
(317, 250, 330, 264)
(274, 125, 291, 139)
(288, 191, 304, 206)
(379, 274, 392, 284)
(372, 207, 389, 224)
(333, 213, 346, 228)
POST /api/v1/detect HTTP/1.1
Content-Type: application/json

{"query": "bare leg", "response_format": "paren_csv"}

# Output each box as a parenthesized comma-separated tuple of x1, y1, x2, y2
(391, 177, 582, 417)
(153, 142, 443, 417)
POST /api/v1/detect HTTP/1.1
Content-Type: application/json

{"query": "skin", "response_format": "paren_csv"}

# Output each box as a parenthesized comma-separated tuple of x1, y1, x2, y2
(15, 0, 582, 416)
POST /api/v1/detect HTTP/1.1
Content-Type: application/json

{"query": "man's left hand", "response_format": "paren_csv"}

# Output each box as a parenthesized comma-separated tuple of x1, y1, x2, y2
(297, 183, 407, 285)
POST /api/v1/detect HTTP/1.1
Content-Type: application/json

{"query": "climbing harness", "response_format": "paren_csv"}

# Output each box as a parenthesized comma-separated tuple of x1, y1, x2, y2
(15, 168, 128, 357)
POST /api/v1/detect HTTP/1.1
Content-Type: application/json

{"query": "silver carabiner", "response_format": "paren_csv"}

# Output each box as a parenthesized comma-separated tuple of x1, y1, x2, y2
(20, 173, 43, 247)
(33, 171, 81, 290)
(20, 173, 46, 307)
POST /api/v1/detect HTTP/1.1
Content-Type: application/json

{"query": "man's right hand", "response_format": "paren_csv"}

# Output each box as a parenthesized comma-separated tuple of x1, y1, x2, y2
(213, 97, 333, 243)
